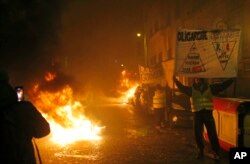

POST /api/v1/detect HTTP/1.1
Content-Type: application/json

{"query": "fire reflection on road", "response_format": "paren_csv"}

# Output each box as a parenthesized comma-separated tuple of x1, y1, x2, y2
(36, 138, 103, 163)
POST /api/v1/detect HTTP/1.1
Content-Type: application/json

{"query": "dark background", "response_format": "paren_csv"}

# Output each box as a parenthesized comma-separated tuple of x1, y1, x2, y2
(0, 0, 145, 95)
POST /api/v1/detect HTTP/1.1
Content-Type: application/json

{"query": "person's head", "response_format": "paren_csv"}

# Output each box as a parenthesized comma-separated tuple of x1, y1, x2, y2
(0, 71, 17, 107)
(0, 69, 9, 84)
(193, 78, 208, 91)
(0, 83, 17, 108)
(193, 78, 206, 85)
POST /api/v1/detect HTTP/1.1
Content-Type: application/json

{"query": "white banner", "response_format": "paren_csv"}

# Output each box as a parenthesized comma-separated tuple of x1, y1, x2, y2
(175, 29, 241, 78)
(139, 65, 162, 85)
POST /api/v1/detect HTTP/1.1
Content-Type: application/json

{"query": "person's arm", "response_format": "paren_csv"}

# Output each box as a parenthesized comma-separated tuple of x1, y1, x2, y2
(210, 78, 235, 95)
(173, 76, 192, 96)
(26, 102, 51, 138)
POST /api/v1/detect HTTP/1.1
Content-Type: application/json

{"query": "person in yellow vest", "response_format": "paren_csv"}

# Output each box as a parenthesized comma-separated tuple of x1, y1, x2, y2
(173, 77, 234, 160)
(153, 84, 166, 130)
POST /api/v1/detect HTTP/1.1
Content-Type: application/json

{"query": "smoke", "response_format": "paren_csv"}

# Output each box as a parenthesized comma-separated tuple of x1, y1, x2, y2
(0, 0, 64, 88)
(54, 0, 144, 95)
(1, 0, 144, 99)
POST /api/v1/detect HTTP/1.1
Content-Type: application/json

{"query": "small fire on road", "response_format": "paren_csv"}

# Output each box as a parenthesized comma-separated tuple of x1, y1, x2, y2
(119, 84, 138, 105)
(29, 72, 104, 145)
(118, 69, 139, 105)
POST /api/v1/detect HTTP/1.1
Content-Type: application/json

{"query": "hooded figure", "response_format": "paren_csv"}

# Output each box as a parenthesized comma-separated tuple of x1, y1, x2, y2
(0, 70, 50, 164)
(0, 70, 19, 163)
(0, 70, 17, 108)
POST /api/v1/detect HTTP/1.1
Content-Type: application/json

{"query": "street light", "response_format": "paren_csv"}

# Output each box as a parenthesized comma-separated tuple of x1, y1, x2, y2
(136, 32, 148, 66)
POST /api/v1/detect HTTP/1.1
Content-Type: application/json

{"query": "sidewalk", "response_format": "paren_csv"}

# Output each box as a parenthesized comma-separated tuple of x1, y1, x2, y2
(154, 125, 230, 164)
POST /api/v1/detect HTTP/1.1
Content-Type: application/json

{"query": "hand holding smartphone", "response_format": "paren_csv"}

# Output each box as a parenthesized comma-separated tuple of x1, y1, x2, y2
(15, 86, 24, 102)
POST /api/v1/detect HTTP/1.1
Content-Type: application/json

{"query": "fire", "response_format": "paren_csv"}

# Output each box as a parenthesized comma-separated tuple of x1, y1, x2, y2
(46, 104, 102, 144)
(44, 72, 56, 81)
(120, 84, 139, 104)
(120, 70, 130, 88)
(29, 72, 104, 145)
(118, 69, 139, 104)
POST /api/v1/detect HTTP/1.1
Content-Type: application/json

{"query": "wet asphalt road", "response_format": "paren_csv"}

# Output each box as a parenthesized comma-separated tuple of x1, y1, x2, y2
(36, 104, 230, 164)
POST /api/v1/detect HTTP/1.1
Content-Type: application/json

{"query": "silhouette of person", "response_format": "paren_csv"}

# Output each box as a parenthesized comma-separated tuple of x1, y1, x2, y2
(0, 70, 50, 164)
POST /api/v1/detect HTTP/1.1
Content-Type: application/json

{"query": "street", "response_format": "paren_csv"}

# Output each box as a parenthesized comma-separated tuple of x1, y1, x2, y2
(36, 103, 230, 164)
(1, 1, 249, 163)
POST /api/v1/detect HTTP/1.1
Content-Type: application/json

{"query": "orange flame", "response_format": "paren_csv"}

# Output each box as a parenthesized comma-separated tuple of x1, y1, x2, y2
(29, 73, 104, 145)
(120, 84, 139, 105)
(118, 69, 139, 104)
(44, 72, 56, 81)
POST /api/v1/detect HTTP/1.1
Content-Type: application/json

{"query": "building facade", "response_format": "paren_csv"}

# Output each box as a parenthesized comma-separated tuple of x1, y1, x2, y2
(143, 0, 250, 98)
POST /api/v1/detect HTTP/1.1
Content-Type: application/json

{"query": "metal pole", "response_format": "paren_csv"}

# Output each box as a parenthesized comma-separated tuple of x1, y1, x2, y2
(143, 34, 148, 66)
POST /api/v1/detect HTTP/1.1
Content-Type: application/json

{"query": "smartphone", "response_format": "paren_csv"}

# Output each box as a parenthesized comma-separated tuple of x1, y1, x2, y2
(15, 86, 24, 102)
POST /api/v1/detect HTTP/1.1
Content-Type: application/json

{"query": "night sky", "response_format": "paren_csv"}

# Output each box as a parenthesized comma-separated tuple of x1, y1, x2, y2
(0, 0, 144, 94)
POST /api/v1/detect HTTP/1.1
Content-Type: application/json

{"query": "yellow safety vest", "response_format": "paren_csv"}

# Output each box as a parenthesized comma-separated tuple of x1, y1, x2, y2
(153, 89, 166, 109)
(190, 87, 213, 112)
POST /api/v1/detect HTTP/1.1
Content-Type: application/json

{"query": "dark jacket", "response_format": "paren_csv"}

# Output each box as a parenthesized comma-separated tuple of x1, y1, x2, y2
(173, 78, 234, 97)
(13, 101, 50, 164)
(1, 80, 50, 164)
(0, 82, 18, 163)
(0, 83, 17, 109)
